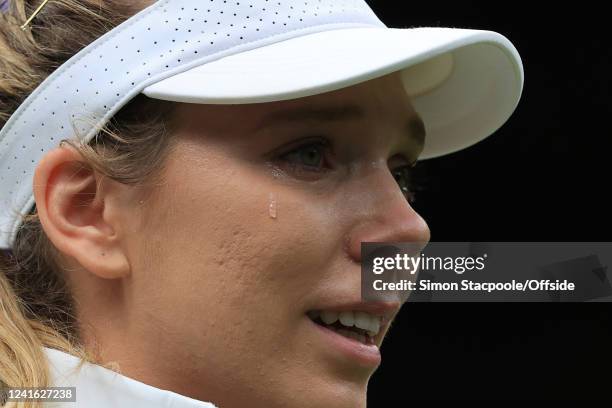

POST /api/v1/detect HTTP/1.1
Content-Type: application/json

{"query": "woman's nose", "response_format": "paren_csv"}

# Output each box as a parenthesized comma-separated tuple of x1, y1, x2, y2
(343, 166, 431, 264)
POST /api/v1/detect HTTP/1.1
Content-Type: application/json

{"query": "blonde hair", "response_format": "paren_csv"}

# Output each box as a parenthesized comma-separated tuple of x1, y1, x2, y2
(0, 1, 177, 406)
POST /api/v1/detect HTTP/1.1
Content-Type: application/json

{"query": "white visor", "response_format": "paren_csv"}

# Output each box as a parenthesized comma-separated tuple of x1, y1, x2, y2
(143, 26, 524, 160)
(0, 0, 524, 249)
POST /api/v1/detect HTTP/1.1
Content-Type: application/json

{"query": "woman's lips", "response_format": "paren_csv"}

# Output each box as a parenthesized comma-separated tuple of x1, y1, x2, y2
(307, 316, 382, 367)
(305, 301, 399, 367)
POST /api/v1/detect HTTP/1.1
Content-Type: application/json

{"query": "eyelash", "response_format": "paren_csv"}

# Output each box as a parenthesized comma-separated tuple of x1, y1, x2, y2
(276, 137, 333, 175)
(392, 164, 418, 204)
(276, 137, 420, 203)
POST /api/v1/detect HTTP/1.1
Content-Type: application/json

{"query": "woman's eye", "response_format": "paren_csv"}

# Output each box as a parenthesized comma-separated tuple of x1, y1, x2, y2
(277, 139, 331, 174)
(392, 165, 417, 204)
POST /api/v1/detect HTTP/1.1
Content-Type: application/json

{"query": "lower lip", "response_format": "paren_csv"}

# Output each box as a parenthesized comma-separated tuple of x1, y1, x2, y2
(308, 317, 381, 367)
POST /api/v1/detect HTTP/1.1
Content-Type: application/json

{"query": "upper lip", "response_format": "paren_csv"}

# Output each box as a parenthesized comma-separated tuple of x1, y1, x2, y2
(308, 301, 401, 325)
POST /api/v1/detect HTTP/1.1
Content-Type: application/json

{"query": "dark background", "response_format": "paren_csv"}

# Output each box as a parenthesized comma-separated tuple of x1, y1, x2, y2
(366, 1, 611, 406)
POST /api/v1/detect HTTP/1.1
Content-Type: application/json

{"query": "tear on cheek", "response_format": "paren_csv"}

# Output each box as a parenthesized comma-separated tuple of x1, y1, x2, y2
(268, 192, 278, 219)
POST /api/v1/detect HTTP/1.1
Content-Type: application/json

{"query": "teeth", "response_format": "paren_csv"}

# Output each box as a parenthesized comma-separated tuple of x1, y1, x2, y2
(307, 310, 320, 320)
(320, 310, 339, 325)
(367, 317, 380, 335)
(338, 311, 354, 327)
(351, 311, 381, 336)
(354, 312, 371, 332)
(310, 309, 383, 337)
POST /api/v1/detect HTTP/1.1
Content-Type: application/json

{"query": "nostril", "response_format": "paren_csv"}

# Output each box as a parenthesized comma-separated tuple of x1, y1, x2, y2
(345, 215, 430, 264)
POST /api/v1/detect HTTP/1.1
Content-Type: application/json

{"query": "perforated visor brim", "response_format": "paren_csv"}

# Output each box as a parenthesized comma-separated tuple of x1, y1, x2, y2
(142, 26, 524, 160)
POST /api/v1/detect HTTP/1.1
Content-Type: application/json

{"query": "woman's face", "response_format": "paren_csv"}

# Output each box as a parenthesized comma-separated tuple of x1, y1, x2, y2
(86, 72, 430, 407)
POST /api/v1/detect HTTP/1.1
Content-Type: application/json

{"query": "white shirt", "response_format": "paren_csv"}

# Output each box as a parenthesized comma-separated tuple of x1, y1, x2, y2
(44, 347, 218, 407)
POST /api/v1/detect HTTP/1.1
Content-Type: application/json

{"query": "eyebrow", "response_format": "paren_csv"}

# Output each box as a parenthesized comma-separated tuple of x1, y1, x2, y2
(254, 104, 426, 148)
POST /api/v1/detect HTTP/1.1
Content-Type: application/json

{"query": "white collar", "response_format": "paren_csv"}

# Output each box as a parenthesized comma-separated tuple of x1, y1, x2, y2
(45, 347, 218, 408)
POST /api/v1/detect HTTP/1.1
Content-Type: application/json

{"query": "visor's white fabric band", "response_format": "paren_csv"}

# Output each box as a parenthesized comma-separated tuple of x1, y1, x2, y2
(0, 0, 384, 248)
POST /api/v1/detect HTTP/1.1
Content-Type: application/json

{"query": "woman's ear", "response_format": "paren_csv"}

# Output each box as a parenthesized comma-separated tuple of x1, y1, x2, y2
(33, 143, 130, 279)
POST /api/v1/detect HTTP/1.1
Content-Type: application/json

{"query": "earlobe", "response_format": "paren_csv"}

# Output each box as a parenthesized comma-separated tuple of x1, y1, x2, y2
(32, 144, 130, 279)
